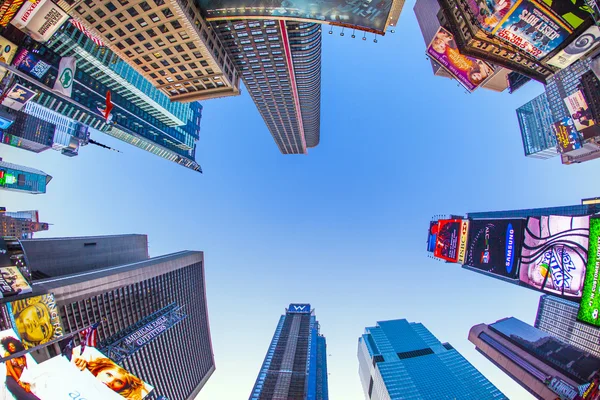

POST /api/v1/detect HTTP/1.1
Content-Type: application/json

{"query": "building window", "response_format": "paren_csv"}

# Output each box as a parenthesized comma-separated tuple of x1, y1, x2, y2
(137, 18, 148, 27)
(95, 8, 106, 17)
(127, 6, 138, 16)
(135, 33, 145, 42)
(149, 13, 160, 22)
(106, 18, 116, 27)
(166, 35, 176, 43)
(115, 12, 127, 22)
(125, 38, 135, 46)
(162, 8, 173, 18)
(179, 32, 189, 40)
(85, 15, 96, 24)
(171, 20, 181, 29)
(126, 23, 136, 32)
(146, 28, 156, 37)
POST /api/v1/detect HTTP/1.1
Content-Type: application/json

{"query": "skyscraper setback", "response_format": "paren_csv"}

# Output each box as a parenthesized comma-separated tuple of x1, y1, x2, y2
(0, 209, 49, 239)
(249, 304, 329, 400)
(358, 319, 506, 399)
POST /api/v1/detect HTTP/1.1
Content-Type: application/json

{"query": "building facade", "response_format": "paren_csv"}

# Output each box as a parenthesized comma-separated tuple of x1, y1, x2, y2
(249, 304, 328, 400)
(466, 200, 600, 220)
(213, 20, 322, 154)
(0, 158, 52, 194)
(0, 247, 216, 400)
(516, 93, 559, 159)
(59, 0, 240, 102)
(358, 319, 506, 400)
(0, 210, 49, 239)
(0, 109, 56, 153)
(535, 295, 600, 359)
(470, 317, 600, 400)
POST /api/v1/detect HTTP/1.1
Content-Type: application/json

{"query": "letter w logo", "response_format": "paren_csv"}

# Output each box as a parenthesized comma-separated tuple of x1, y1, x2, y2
(293, 305, 306, 311)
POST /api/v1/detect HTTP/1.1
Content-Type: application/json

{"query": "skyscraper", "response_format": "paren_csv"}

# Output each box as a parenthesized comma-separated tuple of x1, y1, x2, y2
(0, 209, 49, 239)
(535, 295, 600, 359)
(213, 20, 322, 154)
(0, 158, 52, 194)
(358, 319, 506, 399)
(470, 317, 600, 399)
(516, 93, 559, 159)
(0, 108, 56, 153)
(249, 304, 329, 400)
(1, 237, 215, 400)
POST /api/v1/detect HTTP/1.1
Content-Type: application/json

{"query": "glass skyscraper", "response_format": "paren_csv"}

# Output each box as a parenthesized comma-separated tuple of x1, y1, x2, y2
(249, 304, 329, 400)
(516, 93, 558, 159)
(535, 295, 600, 359)
(466, 200, 600, 220)
(358, 319, 506, 399)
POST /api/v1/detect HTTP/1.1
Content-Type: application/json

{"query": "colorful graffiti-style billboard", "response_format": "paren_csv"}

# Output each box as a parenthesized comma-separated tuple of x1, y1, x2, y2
(578, 218, 600, 326)
(520, 215, 589, 299)
(427, 27, 495, 92)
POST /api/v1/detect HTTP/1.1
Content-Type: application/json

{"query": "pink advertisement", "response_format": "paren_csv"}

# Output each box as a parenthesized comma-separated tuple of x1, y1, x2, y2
(520, 215, 589, 299)
(426, 27, 495, 92)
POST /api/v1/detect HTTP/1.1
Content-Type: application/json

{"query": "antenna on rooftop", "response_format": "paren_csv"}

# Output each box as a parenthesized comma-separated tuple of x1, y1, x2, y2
(88, 139, 122, 153)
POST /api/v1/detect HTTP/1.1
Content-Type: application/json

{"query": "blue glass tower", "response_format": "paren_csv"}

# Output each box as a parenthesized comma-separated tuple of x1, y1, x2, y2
(515, 92, 558, 159)
(0, 159, 52, 194)
(249, 304, 329, 400)
(358, 319, 507, 400)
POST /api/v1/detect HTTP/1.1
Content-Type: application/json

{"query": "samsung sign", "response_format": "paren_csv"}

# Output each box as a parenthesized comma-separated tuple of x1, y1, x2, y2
(288, 304, 311, 314)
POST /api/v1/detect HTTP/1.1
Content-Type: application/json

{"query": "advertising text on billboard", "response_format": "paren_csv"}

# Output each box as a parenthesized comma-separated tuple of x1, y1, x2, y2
(578, 218, 600, 326)
(12, 48, 51, 79)
(7, 293, 64, 349)
(564, 90, 600, 140)
(433, 219, 462, 263)
(553, 117, 583, 153)
(520, 215, 589, 299)
(11, 0, 68, 43)
(457, 220, 470, 264)
(427, 27, 495, 92)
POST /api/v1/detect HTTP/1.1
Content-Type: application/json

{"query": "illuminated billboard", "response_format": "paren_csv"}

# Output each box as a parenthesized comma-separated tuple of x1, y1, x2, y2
(492, 0, 572, 60)
(427, 221, 437, 253)
(288, 304, 311, 313)
(11, 0, 69, 43)
(427, 27, 495, 92)
(0, 328, 38, 400)
(1, 83, 37, 111)
(520, 215, 589, 299)
(0, 0, 26, 26)
(564, 90, 600, 140)
(433, 219, 463, 263)
(578, 218, 600, 326)
(7, 293, 64, 349)
(0, 266, 32, 298)
(464, 219, 524, 279)
(548, 25, 600, 69)
(12, 48, 52, 79)
(553, 117, 583, 153)
(457, 220, 470, 264)
(200, 0, 394, 34)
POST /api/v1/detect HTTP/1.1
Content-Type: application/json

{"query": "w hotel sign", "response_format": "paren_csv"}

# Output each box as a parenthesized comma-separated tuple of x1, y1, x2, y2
(288, 304, 311, 314)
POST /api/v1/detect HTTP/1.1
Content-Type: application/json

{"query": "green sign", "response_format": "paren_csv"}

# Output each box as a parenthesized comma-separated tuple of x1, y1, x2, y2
(59, 67, 73, 89)
(578, 218, 600, 325)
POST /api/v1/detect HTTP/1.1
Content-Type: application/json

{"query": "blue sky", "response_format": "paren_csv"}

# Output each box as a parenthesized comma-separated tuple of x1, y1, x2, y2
(3, 1, 600, 398)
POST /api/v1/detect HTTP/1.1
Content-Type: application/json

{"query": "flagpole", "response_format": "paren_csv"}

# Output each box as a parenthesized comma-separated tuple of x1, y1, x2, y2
(0, 323, 93, 364)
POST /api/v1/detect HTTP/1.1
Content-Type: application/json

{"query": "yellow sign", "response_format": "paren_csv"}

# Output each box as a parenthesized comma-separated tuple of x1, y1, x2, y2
(457, 220, 470, 264)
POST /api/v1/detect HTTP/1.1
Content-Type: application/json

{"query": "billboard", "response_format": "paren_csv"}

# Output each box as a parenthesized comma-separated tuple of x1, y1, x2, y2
(0, 328, 38, 400)
(199, 0, 394, 34)
(553, 117, 583, 153)
(427, 221, 437, 253)
(12, 48, 51, 79)
(6, 293, 64, 349)
(0, 0, 26, 26)
(577, 218, 600, 326)
(427, 27, 495, 92)
(520, 215, 589, 299)
(464, 219, 524, 279)
(492, 0, 572, 60)
(564, 91, 600, 140)
(457, 220, 470, 264)
(1, 83, 37, 111)
(0, 267, 32, 298)
(0, 36, 18, 81)
(11, 0, 69, 43)
(288, 304, 311, 313)
(433, 219, 463, 263)
(548, 25, 600, 69)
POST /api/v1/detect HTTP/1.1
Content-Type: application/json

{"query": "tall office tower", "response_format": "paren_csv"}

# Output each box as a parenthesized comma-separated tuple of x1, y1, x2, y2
(19, 234, 149, 278)
(535, 295, 600, 359)
(516, 93, 558, 159)
(0, 109, 56, 153)
(60, 0, 241, 102)
(0, 158, 52, 194)
(0, 210, 49, 239)
(546, 58, 594, 122)
(212, 20, 321, 153)
(1, 242, 215, 400)
(358, 319, 506, 400)
(466, 200, 600, 220)
(249, 304, 329, 400)
(470, 317, 600, 399)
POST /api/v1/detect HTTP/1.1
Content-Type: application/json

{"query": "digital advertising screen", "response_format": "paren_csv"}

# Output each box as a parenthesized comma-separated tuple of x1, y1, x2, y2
(492, 0, 572, 60)
(0, 267, 32, 298)
(578, 218, 600, 326)
(553, 117, 583, 153)
(0, 328, 38, 400)
(464, 219, 524, 279)
(564, 90, 600, 140)
(433, 219, 462, 263)
(11, 0, 69, 43)
(1, 83, 37, 111)
(0, 0, 26, 26)
(427, 27, 495, 92)
(12, 48, 52, 79)
(7, 293, 64, 349)
(457, 219, 470, 264)
(427, 221, 437, 253)
(520, 215, 589, 299)
(548, 25, 600, 69)
(200, 0, 395, 34)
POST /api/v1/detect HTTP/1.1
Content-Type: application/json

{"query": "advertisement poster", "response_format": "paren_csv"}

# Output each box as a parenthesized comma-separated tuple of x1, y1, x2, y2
(457, 219, 470, 264)
(7, 293, 64, 349)
(11, 0, 68, 43)
(553, 117, 583, 153)
(1, 83, 37, 111)
(465, 219, 524, 279)
(548, 25, 600, 69)
(564, 91, 600, 140)
(433, 219, 462, 263)
(0, 0, 26, 26)
(0, 36, 17, 81)
(578, 218, 600, 326)
(520, 215, 589, 299)
(465, 0, 518, 31)
(0, 328, 38, 400)
(200, 0, 394, 34)
(492, 0, 572, 60)
(70, 346, 154, 399)
(427, 221, 437, 253)
(12, 48, 51, 79)
(0, 267, 31, 298)
(427, 27, 495, 92)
